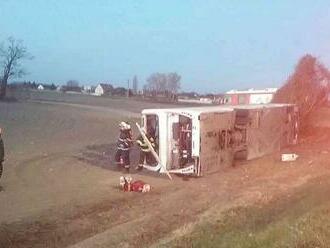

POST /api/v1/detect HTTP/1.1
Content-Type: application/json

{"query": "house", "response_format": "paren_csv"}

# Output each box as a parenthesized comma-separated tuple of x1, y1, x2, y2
(37, 85, 44, 91)
(225, 88, 278, 105)
(94, 83, 113, 96)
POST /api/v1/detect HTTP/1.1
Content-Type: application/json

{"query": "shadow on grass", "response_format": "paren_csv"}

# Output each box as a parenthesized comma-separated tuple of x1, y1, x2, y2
(74, 143, 160, 176)
(75, 143, 186, 180)
(75, 143, 138, 170)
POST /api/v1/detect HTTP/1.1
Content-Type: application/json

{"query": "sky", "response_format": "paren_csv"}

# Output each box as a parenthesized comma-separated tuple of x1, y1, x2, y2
(1, 0, 330, 93)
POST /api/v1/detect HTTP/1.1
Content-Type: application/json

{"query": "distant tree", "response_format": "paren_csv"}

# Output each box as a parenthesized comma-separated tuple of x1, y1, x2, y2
(167, 72, 181, 93)
(64, 80, 81, 92)
(146, 73, 167, 92)
(66, 80, 79, 88)
(0, 37, 33, 99)
(146, 72, 181, 94)
(113, 87, 127, 96)
(146, 73, 158, 92)
(143, 84, 148, 91)
(132, 75, 138, 94)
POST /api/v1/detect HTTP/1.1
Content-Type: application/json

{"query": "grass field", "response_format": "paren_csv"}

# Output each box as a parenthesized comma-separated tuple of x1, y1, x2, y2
(1, 90, 330, 247)
(171, 176, 330, 248)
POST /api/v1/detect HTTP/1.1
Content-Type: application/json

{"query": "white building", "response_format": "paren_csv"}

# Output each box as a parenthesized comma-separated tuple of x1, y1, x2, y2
(94, 84, 113, 96)
(37, 85, 44, 91)
(225, 88, 278, 105)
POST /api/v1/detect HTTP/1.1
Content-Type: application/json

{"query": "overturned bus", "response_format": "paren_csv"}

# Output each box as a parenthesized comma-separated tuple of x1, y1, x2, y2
(140, 104, 298, 177)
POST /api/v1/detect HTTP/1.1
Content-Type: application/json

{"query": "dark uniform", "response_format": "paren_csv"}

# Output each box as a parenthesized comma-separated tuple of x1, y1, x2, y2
(0, 132, 4, 179)
(179, 122, 192, 167)
(136, 133, 156, 170)
(115, 129, 133, 172)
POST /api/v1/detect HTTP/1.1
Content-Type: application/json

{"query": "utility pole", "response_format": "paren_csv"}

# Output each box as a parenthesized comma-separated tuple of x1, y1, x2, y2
(127, 79, 130, 98)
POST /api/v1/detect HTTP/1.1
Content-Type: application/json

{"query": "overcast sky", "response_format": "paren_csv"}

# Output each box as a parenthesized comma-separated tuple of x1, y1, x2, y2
(1, 0, 330, 93)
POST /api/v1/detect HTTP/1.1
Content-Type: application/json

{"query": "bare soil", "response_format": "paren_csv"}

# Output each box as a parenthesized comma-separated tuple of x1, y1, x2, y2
(1, 93, 330, 248)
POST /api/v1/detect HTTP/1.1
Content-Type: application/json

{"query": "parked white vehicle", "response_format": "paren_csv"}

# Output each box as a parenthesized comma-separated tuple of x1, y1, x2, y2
(139, 104, 298, 177)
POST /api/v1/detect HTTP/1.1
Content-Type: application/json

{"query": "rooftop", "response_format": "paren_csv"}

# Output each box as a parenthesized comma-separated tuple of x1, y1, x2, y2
(226, 88, 278, 94)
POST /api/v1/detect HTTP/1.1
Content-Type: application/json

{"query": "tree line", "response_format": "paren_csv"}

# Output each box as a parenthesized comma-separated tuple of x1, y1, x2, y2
(144, 72, 181, 93)
(0, 37, 182, 99)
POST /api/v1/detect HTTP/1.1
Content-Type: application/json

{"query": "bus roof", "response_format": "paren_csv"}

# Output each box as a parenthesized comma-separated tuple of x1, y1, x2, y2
(232, 103, 294, 110)
(142, 105, 234, 116)
(142, 103, 294, 116)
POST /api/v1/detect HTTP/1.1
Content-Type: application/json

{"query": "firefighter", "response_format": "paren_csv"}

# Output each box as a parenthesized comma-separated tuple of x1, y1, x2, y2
(115, 122, 133, 173)
(179, 122, 192, 167)
(135, 128, 156, 171)
(0, 127, 4, 179)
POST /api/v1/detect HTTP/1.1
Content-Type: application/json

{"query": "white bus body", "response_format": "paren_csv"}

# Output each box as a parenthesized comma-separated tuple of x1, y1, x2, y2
(141, 104, 298, 177)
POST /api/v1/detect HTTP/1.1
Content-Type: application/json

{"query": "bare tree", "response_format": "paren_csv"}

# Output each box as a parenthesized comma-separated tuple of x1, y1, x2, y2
(0, 37, 33, 99)
(63, 79, 81, 92)
(146, 72, 181, 93)
(66, 80, 79, 88)
(146, 73, 165, 92)
(167, 72, 181, 93)
(132, 75, 138, 94)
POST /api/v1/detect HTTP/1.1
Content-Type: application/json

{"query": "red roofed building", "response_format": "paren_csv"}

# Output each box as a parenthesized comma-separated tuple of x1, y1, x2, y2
(225, 88, 278, 105)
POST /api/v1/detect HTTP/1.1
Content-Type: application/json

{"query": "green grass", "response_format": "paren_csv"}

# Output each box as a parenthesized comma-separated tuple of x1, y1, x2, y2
(170, 177, 330, 248)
